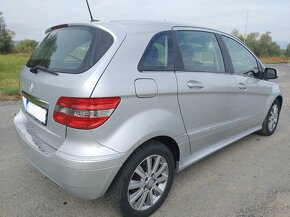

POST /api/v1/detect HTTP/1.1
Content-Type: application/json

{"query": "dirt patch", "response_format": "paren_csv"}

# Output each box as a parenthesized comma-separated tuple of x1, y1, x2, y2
(0, 100, 20, 106)
(237, 189, 290, 217)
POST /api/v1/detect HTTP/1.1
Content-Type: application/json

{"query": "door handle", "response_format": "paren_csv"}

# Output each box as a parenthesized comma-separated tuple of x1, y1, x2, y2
(187, 80, 204, 89)
(238, 83, 247, 90)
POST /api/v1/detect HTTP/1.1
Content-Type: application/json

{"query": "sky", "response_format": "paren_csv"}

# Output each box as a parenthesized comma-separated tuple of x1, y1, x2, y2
(1, 0, 290, 48)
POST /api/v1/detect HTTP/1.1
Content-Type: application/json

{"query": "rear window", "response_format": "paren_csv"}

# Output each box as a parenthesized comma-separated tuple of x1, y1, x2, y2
(26, 26, 114, 74)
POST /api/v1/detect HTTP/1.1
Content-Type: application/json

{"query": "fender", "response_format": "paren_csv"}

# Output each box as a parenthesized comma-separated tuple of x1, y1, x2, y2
(265, 83, 283, 117)
(91, 107, 190, 161)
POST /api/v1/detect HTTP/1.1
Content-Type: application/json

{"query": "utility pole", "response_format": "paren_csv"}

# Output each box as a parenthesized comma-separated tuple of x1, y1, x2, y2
(244, 9, 249, 44)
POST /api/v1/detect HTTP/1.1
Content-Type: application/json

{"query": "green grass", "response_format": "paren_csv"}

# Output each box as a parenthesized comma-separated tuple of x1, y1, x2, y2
(1, 86, 20, 96)
(0, 53, 29, 100)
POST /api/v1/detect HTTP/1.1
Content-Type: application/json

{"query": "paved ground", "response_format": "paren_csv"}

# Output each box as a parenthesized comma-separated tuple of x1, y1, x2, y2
(1, 64, 290, 217)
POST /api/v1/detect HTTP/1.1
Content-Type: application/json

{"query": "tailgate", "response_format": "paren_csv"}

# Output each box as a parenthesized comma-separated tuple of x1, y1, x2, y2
(19, 23, 126, 150)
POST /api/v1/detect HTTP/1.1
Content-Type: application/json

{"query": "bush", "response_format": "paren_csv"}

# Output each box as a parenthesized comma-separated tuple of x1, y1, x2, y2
(15, 39, 38, 53)
(286, 43, 290, 57)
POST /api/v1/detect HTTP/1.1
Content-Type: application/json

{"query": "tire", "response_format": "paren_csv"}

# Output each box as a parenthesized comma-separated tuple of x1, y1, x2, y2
(257, 99, 281, 136)
(108, 140, 175, 217)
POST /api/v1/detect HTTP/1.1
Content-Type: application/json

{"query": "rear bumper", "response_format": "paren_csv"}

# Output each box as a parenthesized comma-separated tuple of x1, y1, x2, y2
(14, 110, 124, 200)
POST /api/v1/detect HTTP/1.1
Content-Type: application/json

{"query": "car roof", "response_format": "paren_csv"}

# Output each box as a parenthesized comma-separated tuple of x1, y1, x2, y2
(111, 20, 179, 32)
(96, 20, 228, 35)
(47, 20, 230, 38)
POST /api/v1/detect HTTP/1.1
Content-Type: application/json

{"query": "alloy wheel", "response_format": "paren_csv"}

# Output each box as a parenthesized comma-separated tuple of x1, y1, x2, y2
(127, 155, 169, 211)
(268, 104, 279, 132)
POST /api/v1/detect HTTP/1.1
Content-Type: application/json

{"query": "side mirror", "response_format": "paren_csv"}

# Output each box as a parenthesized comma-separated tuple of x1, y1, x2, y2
(265, 68, 278, 80)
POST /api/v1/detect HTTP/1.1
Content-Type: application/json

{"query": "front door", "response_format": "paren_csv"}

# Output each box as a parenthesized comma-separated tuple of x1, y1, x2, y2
(221, 35, 273, 133)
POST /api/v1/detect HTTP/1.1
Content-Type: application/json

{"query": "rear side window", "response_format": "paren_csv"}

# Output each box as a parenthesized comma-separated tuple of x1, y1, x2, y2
(27, 26, 114, 74)
(138, 31, 174, 71)
(222, 36, 258, 75)
(176, 31, 225, 73)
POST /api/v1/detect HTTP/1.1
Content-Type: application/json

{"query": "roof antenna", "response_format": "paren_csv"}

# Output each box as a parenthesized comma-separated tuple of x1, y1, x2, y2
(85, 0, 98, 22)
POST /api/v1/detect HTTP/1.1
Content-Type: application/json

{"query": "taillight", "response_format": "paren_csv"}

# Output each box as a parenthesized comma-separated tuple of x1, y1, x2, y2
(53, 97, 121, 130)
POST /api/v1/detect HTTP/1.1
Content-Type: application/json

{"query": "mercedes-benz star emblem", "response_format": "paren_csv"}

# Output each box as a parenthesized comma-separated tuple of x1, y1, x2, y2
(29, 83, 34, 93)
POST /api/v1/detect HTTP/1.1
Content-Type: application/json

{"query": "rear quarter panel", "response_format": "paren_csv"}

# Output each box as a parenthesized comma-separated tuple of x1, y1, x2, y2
(90, 31, 190, 161)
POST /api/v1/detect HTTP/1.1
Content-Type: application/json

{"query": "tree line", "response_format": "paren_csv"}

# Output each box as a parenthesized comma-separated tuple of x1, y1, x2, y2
(1, 12, 290, 57)
(231, 29, 290, 58)
(0, 12, 38, 54)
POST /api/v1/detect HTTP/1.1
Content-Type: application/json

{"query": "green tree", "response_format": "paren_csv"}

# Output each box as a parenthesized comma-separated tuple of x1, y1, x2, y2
(244, 32, 259, 55)
(231, 29, 244, 42)
(230, 29, 282, 57)
(258, 32, 281, 57)
(16, 39, 38, 53)
(269, 42, 281, 57)
(0, 12, 14, 54)
(258, 31, 272, 57)
(286, 43, 290, 57)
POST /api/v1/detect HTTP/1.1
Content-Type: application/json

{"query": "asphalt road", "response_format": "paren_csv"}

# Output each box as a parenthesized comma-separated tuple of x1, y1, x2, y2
(1, 64, 290, 217)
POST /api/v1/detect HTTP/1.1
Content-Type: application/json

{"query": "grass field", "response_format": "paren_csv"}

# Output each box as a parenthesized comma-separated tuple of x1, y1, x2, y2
(260, 57, 290, 64)
(0, 53, 29, 100)
(0, 54, 289, 101)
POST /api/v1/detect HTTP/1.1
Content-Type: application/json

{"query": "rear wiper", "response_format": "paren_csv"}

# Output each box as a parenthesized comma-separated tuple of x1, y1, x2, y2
(30, 65, 59, 76)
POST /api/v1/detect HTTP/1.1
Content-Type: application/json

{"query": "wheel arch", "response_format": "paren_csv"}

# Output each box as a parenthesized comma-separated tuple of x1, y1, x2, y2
(151, 136, 180, 167)
(276, 95, 283, 108)
(123, 135, 181, 169)
(108, 135, 181, 191)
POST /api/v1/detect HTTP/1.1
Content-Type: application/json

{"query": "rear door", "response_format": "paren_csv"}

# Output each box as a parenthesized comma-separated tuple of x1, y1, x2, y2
(173, 28, 237, 153)
(20, 24, 125, 150)
(221, 35, 273, 132)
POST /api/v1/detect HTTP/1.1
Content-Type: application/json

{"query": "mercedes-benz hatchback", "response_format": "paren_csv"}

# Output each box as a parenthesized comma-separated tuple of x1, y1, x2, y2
(14, 20, 282, 217)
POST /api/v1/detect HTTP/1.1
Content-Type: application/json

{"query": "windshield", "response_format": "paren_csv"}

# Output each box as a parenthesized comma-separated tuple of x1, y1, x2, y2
(26, 26, 114, 74)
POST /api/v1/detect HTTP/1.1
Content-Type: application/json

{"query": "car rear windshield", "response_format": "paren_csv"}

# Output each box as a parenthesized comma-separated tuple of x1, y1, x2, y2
(26, 26, 114, 74)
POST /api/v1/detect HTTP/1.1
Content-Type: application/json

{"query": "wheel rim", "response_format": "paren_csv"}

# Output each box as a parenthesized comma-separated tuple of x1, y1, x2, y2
(268, 104, 279, 132)
(127, 155, 169, 211)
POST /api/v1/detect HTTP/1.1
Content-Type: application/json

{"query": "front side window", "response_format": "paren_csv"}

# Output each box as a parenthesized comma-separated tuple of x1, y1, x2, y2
(222, 36, 258, 76)
(176, 31, 225, 73)
(138, 31, 174, 71)
(27, 26, 114, 74)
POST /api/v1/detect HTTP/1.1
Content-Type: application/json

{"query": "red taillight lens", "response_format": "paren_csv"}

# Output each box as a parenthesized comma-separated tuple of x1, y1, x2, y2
(53, 97, 121, 130)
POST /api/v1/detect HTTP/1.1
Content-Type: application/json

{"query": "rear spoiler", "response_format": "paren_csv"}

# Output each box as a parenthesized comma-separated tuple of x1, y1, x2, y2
(45, 23, 97, 34)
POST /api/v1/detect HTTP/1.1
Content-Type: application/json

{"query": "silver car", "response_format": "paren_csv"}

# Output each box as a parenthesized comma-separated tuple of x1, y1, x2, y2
(14, 21, 282, 217)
